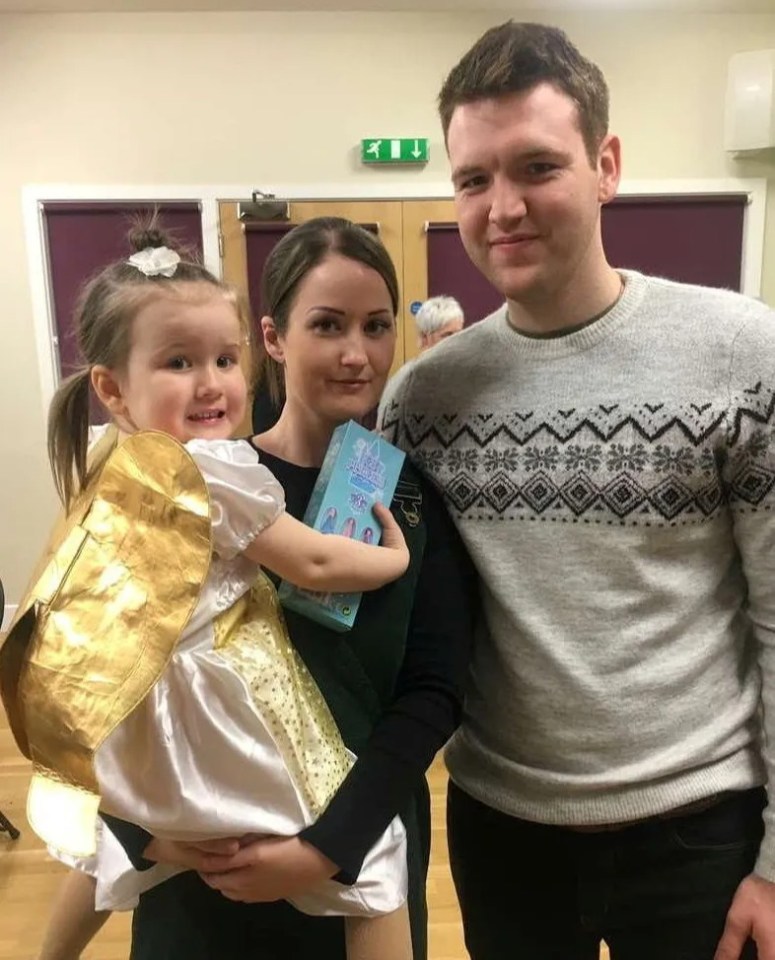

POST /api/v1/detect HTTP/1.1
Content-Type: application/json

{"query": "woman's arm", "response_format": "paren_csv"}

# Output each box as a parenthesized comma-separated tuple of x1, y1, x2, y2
(299, 480, 478, 882)
(99, 814, 241, 872)
(242, 503, 409, 592)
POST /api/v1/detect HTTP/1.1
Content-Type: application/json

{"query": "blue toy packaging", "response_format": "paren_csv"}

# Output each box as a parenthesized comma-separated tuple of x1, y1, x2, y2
(278, 420, 405, 631)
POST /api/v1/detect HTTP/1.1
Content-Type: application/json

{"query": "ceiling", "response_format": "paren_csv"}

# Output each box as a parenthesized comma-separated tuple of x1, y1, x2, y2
(1, 0, 774, 13)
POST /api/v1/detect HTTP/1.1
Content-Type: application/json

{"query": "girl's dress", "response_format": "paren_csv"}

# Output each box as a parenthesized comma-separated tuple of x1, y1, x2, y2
(0, 430, 406, 917)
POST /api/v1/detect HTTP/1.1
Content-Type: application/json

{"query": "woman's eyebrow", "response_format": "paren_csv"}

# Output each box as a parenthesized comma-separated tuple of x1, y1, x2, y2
(306, 306, 345, 316)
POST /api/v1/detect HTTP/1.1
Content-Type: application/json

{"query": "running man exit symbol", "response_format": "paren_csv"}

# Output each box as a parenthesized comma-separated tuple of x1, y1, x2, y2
(361, 138, 429, 164)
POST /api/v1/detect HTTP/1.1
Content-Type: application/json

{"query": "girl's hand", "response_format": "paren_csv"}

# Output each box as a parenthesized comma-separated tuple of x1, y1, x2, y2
(199, 835, 338, 903)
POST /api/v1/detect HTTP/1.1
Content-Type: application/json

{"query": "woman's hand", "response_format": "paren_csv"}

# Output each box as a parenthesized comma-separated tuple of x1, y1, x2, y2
(199, 835, 339, 903)
(143, 836, 243, 873)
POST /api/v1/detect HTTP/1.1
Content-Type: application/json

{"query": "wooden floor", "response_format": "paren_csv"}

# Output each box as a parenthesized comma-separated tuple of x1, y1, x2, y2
(0, 699, 467, 960)
(1, 711, 606, 959)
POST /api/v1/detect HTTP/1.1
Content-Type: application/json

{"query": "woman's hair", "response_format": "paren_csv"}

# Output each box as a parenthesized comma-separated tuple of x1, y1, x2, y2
(48, 218, 248, 508)
(257, 217, 399, 407)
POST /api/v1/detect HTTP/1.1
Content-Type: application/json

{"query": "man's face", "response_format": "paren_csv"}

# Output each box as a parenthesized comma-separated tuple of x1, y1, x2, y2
(420, 316, 465, 350)
(447, 83, 620, 307)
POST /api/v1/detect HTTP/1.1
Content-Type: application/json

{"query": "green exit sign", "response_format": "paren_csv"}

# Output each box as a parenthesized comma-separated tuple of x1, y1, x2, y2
(361, 138, 429, 164)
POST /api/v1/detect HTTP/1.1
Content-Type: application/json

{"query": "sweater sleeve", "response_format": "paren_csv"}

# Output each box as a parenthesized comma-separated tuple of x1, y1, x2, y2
(723, 304, 775, 881)
(299, 480, 478, 882)
(100, 814, 155, 872)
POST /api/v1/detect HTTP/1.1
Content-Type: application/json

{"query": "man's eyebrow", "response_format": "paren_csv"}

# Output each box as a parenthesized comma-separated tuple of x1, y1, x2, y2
(452, 165, 484, 183)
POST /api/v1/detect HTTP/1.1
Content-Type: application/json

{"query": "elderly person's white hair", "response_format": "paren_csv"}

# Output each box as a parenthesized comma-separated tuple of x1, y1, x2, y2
(378, 295, 465, 419)
(415, 296, 465, 337)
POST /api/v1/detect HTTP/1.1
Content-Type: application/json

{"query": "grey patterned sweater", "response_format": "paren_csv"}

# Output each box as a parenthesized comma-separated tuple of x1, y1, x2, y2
(379, 270, 775, 880)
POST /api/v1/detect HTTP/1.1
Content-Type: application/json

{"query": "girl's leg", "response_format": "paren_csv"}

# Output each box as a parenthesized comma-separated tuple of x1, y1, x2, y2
(344, 905, 413, 960)
(37, 870, 111, 960)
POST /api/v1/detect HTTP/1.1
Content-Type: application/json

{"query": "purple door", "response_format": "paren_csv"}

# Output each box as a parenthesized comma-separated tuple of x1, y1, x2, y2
(43, 201, 204, 380)
(425, 193, 747, 324)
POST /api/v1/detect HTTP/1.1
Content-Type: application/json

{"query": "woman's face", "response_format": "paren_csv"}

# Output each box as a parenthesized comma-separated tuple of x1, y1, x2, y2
(264, 253, 396, 426)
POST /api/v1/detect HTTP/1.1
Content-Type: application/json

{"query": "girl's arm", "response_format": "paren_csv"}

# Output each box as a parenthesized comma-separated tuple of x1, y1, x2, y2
(187, 439, 408, 593)
(241, 502, 409, 592)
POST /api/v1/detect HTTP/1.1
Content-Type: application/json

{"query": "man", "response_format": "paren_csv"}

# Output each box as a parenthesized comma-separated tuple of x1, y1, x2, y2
(379, 21, 775, 960)
(378, 295, 465, 419)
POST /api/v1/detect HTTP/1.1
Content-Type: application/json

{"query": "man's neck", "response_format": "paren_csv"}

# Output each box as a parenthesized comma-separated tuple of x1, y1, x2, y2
(506, 264, 623, 337)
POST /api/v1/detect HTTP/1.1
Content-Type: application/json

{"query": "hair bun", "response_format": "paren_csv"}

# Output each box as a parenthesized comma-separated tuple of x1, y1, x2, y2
(128, 223, 173, 254)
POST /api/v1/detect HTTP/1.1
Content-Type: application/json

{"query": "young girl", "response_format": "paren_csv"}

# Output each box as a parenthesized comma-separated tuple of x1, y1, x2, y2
(3, 227, 414, 960)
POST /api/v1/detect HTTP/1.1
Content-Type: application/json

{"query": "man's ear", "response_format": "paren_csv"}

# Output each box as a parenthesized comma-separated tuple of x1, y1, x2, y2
(261, 316, 285, 364)
(597, 133, 621, 204)
(91, 365, 126, 416)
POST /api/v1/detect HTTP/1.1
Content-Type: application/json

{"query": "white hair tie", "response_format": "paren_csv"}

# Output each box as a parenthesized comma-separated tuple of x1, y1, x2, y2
(127, 246, 181, 278)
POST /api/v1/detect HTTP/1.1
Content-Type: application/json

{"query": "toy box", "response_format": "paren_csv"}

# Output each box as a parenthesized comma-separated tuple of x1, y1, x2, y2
(278, 420, 405, 631)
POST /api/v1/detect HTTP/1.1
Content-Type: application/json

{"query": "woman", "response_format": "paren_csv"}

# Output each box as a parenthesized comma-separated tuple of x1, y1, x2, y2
(101, 217, 477, 960)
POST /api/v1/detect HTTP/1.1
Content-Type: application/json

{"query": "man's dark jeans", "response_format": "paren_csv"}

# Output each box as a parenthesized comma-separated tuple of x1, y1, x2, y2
(447, 778, 765, 959)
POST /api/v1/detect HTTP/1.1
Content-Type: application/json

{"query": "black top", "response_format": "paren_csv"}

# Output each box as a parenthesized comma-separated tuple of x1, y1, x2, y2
(254, 444, 478, 881)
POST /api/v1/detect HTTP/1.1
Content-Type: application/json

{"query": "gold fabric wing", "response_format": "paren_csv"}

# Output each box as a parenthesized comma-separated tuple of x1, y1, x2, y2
(0, 431, 212, 855)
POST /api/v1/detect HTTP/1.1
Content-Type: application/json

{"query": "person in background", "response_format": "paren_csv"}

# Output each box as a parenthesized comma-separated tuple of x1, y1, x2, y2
(377, 296, 464, 423)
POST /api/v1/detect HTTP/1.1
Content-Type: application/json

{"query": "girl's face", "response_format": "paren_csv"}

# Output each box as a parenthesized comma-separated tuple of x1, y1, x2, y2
(263, 254, 396, 427)
(96, 287, 247, 443)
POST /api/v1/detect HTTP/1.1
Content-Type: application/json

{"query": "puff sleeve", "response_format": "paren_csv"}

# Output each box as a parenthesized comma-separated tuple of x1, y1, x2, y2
(185, 439, 285, 560)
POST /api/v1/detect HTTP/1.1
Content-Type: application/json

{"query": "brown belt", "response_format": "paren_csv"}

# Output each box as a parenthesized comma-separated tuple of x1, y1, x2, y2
(564, 792, 731, 834)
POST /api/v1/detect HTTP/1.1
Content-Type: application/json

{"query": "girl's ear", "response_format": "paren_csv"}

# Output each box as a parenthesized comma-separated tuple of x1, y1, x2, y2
(91, 365, 126, 416)
(261, 316, 284, 364)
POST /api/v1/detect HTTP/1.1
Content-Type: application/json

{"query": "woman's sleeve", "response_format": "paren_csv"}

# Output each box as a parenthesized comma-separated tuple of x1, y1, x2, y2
(99, 815, 155, 871)
(300, 480, 478, 882)
(186, 439, 285, 560)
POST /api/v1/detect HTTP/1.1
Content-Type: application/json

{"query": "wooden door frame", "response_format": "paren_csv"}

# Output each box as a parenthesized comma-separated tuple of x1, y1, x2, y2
(220, 199, 406, 372)
(401, 199, 457, 364)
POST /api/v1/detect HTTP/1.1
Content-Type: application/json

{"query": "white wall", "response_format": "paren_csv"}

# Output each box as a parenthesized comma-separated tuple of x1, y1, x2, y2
(2, 9, 775, 604)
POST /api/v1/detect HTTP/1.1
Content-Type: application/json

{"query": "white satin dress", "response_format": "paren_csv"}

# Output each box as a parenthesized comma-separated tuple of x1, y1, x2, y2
(59, 437, 407, 918)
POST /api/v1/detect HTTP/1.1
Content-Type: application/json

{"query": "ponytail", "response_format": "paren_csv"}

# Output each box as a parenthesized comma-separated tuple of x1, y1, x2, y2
(47, 370, 92, 508)
(48, 215, 238, 506)
(256, 352, 286, 409)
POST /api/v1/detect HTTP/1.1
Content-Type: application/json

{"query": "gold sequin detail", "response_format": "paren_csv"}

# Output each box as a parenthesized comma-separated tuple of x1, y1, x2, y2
(213, 574, 352, 816)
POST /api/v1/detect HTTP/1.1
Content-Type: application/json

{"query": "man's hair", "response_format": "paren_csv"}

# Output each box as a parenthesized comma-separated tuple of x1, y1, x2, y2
(414, 296, 464, 336)
(438, 21, 610, 163)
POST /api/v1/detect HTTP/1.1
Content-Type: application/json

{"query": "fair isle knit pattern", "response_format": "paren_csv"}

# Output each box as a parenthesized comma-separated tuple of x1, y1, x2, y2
(390, 383, 773, 527)
(379, 271, 775, 880)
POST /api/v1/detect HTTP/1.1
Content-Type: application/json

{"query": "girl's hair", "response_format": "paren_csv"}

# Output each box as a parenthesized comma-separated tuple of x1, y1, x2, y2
(48, 219, 250, 508)
(257, 217, 399, 407)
